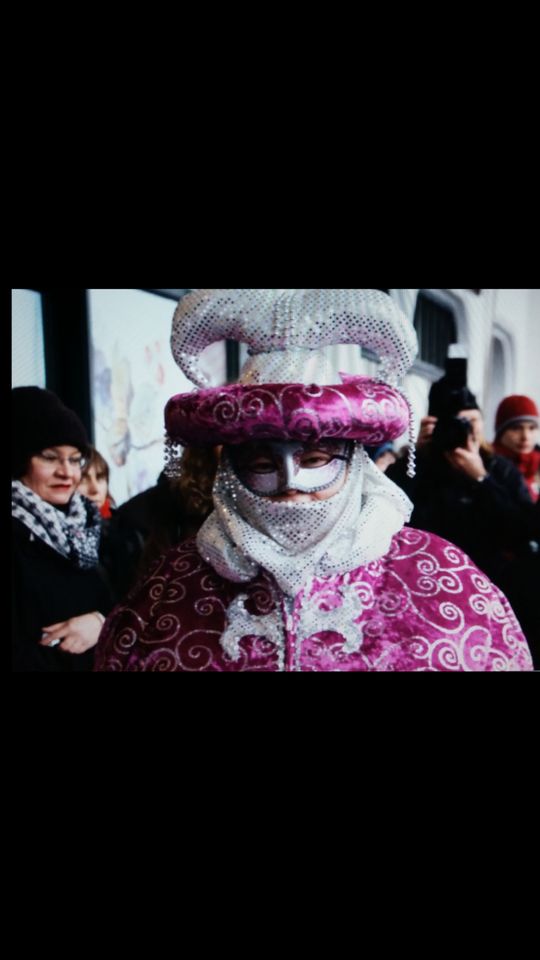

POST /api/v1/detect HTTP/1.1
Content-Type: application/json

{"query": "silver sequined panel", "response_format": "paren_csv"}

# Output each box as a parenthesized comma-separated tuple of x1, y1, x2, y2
(171, 289, 418, 389)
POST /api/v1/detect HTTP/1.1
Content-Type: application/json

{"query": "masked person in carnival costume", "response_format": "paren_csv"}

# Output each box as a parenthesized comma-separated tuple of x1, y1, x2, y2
(95, 290, 533, 672)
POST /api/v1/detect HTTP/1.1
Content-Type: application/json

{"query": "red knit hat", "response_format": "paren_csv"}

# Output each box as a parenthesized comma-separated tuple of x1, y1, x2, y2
(494, 395, 539, 437)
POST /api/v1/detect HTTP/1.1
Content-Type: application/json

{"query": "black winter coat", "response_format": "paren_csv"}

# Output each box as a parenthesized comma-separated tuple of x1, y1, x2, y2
(100, 475, 205, 601)
(386, 450, 534, 586)
(12, 518, 115, 672)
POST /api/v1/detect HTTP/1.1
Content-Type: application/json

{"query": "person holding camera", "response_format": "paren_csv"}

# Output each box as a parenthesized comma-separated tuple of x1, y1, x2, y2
(386, 362, 533, 595)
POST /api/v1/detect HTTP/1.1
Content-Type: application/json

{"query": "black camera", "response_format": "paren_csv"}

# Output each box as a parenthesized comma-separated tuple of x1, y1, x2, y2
(431, 416, 473, 452)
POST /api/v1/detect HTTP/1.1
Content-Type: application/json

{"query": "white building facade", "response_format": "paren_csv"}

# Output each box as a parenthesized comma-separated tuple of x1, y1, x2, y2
(328, 288, 539, 444)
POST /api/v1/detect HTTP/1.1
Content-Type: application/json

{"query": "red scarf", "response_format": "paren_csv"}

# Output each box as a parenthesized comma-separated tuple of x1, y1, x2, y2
(494, 442, 540, 502)
(100, 497, 113, 519)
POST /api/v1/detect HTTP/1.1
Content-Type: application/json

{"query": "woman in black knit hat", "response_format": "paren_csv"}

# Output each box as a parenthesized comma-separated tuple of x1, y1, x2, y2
(12, 387, 114, 671)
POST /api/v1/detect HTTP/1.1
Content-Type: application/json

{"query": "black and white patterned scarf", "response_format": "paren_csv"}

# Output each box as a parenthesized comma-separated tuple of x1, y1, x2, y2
(12, 479, 101, 569)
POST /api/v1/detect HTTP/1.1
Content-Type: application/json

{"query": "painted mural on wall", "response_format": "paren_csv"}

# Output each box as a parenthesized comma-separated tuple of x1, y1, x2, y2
(88, 289, 226, 506)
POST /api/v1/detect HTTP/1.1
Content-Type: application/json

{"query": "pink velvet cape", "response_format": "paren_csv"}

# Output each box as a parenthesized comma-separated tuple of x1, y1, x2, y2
(94, 529, 533, 672)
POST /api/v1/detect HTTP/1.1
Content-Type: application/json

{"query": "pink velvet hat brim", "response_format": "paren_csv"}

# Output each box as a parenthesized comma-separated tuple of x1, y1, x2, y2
(165, 376, 410, 447)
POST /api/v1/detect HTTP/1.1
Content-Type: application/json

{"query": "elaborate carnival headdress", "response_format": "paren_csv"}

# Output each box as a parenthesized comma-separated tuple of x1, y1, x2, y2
(164, 289, 418, 475)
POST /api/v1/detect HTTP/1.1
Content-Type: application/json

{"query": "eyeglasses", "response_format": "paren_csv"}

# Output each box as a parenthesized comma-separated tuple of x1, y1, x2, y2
(36, 453, 87, 469)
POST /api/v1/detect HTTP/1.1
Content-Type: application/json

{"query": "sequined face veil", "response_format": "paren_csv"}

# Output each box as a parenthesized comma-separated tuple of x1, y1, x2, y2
(227, 440, 353, 497)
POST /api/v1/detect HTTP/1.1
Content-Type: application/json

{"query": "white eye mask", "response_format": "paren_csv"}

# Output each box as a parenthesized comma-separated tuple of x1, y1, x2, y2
(228, 440, 352, 497)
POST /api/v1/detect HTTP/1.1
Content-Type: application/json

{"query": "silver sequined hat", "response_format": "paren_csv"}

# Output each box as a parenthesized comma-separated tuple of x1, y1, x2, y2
(164, 289, 418, 475)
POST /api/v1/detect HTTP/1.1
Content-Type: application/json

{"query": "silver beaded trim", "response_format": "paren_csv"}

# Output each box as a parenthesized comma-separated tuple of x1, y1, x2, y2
(163, 432, 183, 479)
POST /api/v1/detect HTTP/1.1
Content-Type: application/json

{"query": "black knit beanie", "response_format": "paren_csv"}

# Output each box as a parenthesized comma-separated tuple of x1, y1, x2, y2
(428, 382, 480, 419)
(12, 386, 90, 478)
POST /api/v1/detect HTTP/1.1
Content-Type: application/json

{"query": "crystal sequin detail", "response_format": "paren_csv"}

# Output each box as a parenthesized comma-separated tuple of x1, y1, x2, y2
(220, 593, 286, 670)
